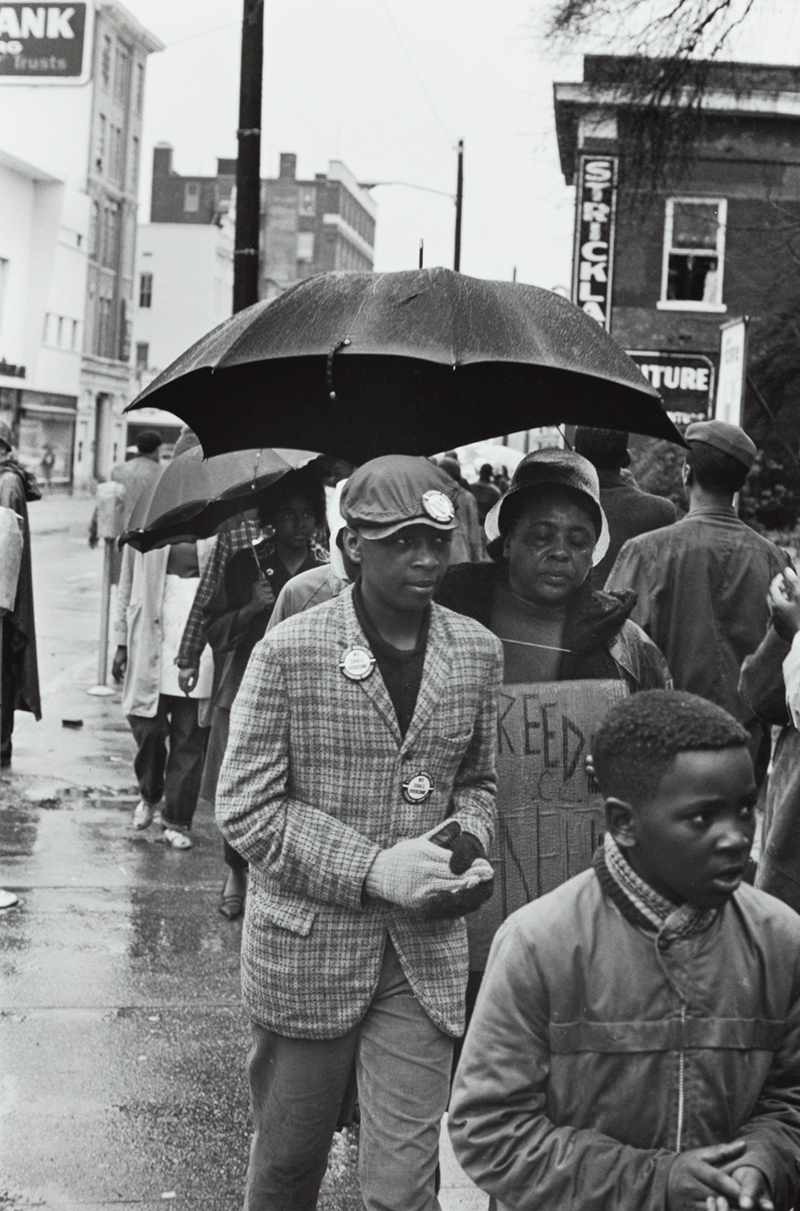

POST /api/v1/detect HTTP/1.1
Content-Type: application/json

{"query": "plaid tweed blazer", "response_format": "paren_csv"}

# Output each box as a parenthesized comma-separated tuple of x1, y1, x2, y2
(217, 585, 503, 1040)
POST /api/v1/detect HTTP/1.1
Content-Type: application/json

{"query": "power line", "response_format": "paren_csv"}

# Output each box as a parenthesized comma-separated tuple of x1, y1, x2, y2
(379, 0, 455, 148)
(163, 20, 240, 50)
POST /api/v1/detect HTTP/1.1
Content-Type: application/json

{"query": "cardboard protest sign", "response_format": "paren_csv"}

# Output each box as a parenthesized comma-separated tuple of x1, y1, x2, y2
(469, 679, 628, 966)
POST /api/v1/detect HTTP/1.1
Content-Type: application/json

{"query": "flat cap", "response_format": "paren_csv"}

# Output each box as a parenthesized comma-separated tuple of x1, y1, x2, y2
(341, 455, 459, 540)
(685, 420, 756, 470)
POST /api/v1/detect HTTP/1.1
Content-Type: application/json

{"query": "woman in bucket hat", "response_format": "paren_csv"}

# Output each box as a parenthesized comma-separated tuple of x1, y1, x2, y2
(436, 447, 671, 1026)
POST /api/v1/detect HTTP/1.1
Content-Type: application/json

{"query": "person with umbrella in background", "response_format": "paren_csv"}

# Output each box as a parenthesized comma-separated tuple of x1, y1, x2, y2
(435, 448, 671, 1034)
(216, 454, 502, 1211)
(197, 468, 328, 920)
(113, 429, 216, 847)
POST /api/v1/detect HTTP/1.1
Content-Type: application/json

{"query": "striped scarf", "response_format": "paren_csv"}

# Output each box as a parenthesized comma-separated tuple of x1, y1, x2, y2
(600, 833, 717, 941)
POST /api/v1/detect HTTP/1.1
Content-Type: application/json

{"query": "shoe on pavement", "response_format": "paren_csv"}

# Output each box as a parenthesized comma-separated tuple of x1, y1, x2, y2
(132, 800, 155, 830)
(0, 888, 19, 909)
(163, 828, 192, 850)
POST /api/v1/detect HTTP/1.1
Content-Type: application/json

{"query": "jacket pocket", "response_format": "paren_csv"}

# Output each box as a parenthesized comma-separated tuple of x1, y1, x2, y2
(256, 893, 317, 937)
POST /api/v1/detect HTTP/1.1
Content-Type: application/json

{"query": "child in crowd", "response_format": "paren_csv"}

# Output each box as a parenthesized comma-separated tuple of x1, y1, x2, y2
(449, 690, 800, 1211)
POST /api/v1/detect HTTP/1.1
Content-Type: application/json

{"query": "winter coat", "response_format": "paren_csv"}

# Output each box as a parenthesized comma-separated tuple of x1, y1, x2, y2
(0, 459, 40, 718)
(449, 862, 800, 1211)
(435, 561, 671, 691)
(115, 540, 216, 720)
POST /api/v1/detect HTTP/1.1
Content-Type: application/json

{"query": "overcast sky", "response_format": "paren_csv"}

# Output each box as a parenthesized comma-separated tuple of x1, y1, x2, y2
(129, 0, 800, 291)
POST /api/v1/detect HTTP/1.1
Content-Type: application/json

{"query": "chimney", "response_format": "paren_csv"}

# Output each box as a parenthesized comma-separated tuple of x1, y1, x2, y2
(279, 153, 297, 179)
(153, 143, 173, 177)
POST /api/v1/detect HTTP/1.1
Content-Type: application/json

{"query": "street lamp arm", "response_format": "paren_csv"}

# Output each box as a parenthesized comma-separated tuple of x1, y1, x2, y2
(359, 180, 455, 201)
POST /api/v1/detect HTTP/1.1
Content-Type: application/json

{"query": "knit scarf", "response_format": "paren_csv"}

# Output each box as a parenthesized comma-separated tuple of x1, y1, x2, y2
(597, 833, 717, 941)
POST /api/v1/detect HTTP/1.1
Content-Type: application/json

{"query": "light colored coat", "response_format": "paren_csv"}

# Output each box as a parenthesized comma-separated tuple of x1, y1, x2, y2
(115, 540, 216, 720)
(217, 585, 504, 1040)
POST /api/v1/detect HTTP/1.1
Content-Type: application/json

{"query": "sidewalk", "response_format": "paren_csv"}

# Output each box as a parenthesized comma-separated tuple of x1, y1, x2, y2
(1, 494, 485, 1211)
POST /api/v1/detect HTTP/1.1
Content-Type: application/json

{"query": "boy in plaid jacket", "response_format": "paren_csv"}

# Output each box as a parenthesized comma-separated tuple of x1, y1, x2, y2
(217, 455, 504, 1210)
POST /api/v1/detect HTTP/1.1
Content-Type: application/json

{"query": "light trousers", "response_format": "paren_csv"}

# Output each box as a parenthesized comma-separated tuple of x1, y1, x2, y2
(244, 937, 453, 1211)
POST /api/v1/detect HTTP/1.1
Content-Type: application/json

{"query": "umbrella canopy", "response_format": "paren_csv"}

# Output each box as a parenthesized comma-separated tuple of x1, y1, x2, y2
(126, 268, 683, 464)
(120, 446, 323, 552)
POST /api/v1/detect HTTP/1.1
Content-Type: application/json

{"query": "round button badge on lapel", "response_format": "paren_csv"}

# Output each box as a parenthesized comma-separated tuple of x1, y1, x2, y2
(402, 772, 434, 803)
(339, 646, 376, 681)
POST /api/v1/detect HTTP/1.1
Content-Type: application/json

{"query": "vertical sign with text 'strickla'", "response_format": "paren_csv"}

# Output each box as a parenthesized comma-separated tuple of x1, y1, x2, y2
(572, 155, 619, 330)
(468, 678, 628, 967)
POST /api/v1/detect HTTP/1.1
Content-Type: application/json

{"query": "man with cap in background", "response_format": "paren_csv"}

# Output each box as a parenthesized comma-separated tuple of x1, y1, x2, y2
(573, 426, 677, 586)
(606, 420, 788, 780)
(216, 454, 503, 1211)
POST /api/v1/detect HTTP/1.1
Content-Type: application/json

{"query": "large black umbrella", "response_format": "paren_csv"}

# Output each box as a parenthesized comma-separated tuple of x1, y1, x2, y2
(126, 268, 682, 462)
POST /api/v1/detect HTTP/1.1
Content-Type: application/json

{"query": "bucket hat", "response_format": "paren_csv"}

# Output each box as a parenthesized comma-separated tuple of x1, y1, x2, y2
(485, 447, 610, 567)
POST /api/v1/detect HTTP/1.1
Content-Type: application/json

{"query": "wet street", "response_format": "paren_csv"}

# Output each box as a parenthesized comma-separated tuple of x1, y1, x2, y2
(0, 495, 477, 1211)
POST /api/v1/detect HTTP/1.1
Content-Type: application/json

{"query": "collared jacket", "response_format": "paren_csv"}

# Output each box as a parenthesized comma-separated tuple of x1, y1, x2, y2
(216, 585, 504, 1040)
(0, 459, 40, 718)
(449, 868, 800, 1211)
(606, 505, 787, 726)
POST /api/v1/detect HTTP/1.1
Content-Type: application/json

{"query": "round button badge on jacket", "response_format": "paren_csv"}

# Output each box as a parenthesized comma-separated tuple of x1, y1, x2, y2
(339, 646, 376, 681)
(402, 772, 434, 803)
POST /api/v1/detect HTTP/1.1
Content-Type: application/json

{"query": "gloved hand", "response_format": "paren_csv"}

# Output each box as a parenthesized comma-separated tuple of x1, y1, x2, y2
(421, 830, 494, 918)
(365, 825, 490, 911)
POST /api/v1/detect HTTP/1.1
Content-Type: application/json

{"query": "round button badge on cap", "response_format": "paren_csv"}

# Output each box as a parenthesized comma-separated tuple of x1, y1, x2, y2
(421, 490, 455, 524)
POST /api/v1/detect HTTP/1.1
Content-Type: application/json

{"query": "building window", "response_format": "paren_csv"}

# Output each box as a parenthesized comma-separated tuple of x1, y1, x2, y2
(96, 113, 106, 174)
(130, 136, 139, 191)
(297, 232, 315, 262)
(114, 45, 130, 105)
(101, 35, 111, 88)
(110, 125, 122, 183)
(139, 273, 153, 308)
(183, 181, 200, 213)
(89, 201, 99, 259)
(135, 62, 144, 114)
(298, 187, 316, 217)
(135, 342, 149, 370)
(660, 198, 726, 309)
(102, 203, 120, 268)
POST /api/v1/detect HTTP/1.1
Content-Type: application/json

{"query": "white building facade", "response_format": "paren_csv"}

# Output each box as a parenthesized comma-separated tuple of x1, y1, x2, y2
(0, 2, 162, 489)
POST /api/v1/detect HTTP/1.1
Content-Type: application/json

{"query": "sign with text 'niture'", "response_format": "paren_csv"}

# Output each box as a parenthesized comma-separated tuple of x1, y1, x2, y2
(0, 5, 90, 81)
(628, 352, 715, 423)
(572, 155, 619, 330)
(469, 678, 628, 966)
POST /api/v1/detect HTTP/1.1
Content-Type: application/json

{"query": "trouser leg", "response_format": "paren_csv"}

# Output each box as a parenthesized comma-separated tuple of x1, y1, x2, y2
(128, 700, 169, 805)
(244, 1020, 358, 1211)
(357, 938, 453, 1211)
(160, 694, 208, 830)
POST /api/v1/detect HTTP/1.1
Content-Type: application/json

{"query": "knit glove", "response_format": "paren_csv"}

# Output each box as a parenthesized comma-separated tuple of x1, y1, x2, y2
(365, 825, 485, 910)
(421, 831, 494, 919)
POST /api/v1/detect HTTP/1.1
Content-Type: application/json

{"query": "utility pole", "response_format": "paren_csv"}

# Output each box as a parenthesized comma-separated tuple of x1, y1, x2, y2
(453, 139, 463, 272)
(233, 0, 264, 315)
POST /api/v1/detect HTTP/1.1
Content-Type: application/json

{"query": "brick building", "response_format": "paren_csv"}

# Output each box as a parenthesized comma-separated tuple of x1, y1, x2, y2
(554, 57, 800, 423)
(149, 147, 376, 302)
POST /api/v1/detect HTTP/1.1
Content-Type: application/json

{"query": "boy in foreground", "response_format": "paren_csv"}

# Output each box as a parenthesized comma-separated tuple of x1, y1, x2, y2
(449, 690, 800, 1211)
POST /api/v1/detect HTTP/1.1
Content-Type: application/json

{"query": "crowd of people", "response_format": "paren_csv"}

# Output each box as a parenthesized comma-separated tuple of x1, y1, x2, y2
(4, 415, 800, 1209)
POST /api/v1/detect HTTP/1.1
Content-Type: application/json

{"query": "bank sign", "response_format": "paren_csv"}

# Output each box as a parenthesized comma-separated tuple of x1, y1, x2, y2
(572, 155, 618, 330)
(628, 352, 715, 423)
(0, 5, 90, 81)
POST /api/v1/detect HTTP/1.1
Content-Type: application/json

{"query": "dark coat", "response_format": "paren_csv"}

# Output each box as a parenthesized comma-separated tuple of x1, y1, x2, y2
(594, 471, 677, 586)
(435, 561, 670, 691)
(0, 459, 40, 718)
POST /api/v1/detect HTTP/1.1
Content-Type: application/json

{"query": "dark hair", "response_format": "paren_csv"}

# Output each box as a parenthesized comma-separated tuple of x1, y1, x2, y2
(686, 441, 749, 495)
(592, 690, 748, 805)
(479, 463, 494, 479)
(574, 427, 629, 470)
(257, 468, 326, 527)
(136, 429, 163, 454)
